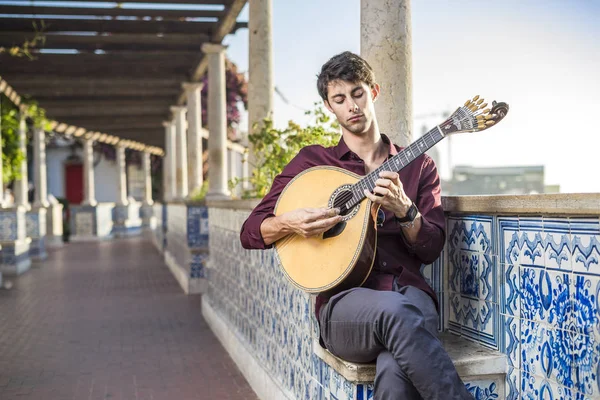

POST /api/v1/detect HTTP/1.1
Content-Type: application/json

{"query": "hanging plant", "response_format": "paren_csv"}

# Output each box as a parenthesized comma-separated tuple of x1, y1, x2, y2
(1, 95, 25, 184)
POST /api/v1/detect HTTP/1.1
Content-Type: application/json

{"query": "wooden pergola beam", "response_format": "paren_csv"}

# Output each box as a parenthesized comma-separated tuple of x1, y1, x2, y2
(29, 91, 180, 100)
(5, 76, 181, 88)
(46, 104, 169, 118)
(0, 17, 247, 35)
(13, 0, 234, 4)
(0, 32, 210, 51)
(0, 5, 226, 20)
(0, 59, 191, 78)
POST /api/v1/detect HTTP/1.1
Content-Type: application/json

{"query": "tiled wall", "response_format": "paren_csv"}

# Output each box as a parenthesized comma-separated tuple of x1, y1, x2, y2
(207, 207, 503, 400)
(162, 203, 209, 286)
(447, 214, 600, 400)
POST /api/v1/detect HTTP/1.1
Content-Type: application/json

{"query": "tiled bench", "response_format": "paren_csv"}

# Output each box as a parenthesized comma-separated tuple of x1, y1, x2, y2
(313, 332, 506, 399)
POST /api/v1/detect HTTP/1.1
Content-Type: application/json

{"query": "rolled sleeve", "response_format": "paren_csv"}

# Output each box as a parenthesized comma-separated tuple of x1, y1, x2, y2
(239, 148, 312, 250)
(401, 156, 446, 264)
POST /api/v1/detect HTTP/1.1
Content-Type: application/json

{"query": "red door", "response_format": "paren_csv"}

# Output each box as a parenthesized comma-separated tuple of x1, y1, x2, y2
(65, 163, 84, 204)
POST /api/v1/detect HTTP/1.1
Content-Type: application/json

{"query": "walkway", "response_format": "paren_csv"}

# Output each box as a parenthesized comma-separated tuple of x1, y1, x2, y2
(0, 237, 258, 400)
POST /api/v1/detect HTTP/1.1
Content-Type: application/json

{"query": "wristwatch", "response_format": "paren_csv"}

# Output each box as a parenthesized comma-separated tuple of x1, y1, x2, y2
(396, 202, 419, 227)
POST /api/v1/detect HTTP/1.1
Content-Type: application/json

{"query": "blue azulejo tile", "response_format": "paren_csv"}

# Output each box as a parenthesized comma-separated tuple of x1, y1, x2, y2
(501, 263, 520, 316)
(543, 218, 572, 271)
(572, 274, 599, 337)
(0, 212, 18, 241)
(519, 267, 572, 327)
(355, 383, 374, 400)
(448, 294, 498, 348)
(571, 331, 600, 397)
(506, 366, 519, 400)
(460, 251, 480, 299)
(521, 319, 575, 389)
(464, 379, 501, 400)
(478, 254, 495, 302)
(503, 315, 520, 368)
(570, 219, 600, 275)
(447, 215, 494, 254)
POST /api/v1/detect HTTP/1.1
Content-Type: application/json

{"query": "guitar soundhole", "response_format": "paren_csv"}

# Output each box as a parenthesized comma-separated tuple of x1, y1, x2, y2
(328, 186, 359, 221)
(323, 186, 359, 240)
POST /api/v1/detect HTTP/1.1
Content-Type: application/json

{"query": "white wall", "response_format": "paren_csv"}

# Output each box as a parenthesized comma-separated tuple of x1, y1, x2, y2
(46, 146, 142, 203)
(47, 147, 71, 199)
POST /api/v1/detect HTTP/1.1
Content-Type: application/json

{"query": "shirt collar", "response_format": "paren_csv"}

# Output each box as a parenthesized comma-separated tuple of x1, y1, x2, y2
(333, 133, 398, 160)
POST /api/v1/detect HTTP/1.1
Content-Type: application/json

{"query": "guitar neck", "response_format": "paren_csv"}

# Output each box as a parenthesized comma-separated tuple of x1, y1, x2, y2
(344, 126, 445, 210)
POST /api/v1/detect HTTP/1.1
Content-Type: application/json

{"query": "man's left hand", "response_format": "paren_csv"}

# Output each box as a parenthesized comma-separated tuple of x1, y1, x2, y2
(363, 171, 412, 218)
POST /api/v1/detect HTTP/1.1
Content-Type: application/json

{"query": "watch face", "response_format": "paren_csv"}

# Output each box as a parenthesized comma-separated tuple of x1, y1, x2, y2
(408, 204, 417, 220)
(376, 208, 386, 227)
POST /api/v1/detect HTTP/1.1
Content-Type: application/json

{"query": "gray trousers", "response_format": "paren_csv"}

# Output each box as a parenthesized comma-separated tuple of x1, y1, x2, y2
(318, 285, 474, 400)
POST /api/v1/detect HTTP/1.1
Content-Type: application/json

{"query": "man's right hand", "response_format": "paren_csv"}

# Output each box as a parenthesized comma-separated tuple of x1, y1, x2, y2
(259, 207, 343, 245)
(281, 207, 344, 238)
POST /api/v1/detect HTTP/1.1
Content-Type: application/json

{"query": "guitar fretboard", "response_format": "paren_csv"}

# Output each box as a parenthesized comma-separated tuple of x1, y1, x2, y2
(344, 126, 445, 210)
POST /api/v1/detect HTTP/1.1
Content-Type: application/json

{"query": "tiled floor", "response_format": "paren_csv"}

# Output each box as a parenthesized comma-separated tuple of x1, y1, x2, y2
(0, 237, 258, 400)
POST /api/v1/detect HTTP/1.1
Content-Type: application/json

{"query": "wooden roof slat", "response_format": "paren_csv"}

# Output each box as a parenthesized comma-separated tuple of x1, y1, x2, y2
(0, 58, 192, 78)
(2, 52, 199, 64)
(0, 5, 226, 19)
(29, 91, 180, 100)
(47, 104, 168, 118)
(4, 0, 234, 4)
(5, 76, 182, 88)
(30, 94, 179, 103)
(0, 32, 210, 51)
(0, 17, 246, 35)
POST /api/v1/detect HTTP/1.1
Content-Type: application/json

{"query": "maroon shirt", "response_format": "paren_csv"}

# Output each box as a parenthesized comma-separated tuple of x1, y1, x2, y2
(239, 134, 446, 319)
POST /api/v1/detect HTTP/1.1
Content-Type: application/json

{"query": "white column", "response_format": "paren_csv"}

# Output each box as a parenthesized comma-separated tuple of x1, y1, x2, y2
(248, 0, 274, 170)
(143, 151, 153, 206)
(183, 82, 204, 196)
(14, 115, 29, 208)
(162, 121, 176, 202)
(171, 106, 188, 200)
(82, 138, 97, 206)
(202, 43, 230, 200)
(32, 127, 49, 208)
(116, 143, 128, 206)
(361, 0, 413, 146)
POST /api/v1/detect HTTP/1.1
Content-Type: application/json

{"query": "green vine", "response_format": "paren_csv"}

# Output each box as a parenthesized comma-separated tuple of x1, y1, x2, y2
(0, 26, 45, 59)
(229, 103, 341, 199)
(1, 95, 51, 185)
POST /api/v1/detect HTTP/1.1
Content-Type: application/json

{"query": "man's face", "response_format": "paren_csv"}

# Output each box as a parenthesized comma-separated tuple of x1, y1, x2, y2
(324, 80, 379, 136)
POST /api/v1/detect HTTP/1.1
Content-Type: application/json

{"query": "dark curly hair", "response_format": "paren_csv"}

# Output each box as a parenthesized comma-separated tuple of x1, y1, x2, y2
(316, 51, 376, 101)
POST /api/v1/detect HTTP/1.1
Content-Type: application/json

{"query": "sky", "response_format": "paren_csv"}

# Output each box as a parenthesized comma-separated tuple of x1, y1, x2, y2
(223, 0, 600, 193)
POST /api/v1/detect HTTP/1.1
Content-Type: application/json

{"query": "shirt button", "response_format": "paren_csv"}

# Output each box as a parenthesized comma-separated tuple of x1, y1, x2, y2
(382, 261, 387, 267)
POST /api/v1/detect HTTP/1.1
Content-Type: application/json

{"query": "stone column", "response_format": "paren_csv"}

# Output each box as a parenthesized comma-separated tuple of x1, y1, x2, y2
(171, 106, 188, 200)
(82, 138, 95, 206)
(248, 0, 274, 171)
(141, 151, 156, 229)
(32, 127, 49, 208)
(143, 151, 153, 206)
(361, 0, 413, 146)
(162, 121, 176, 202)
(14, 115, 29, 209)
(202, 43, 230, 200)
(82, 138, 97, 206)
(116, 143, 128, 206)
(183, 82, 204, 196)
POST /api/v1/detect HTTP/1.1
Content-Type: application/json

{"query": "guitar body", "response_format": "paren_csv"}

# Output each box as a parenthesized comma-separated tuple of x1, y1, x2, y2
(274, 166, 378, 295)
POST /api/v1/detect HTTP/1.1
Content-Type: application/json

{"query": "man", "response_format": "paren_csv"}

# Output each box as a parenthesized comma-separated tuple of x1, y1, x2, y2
(240, 51, 473, 400)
